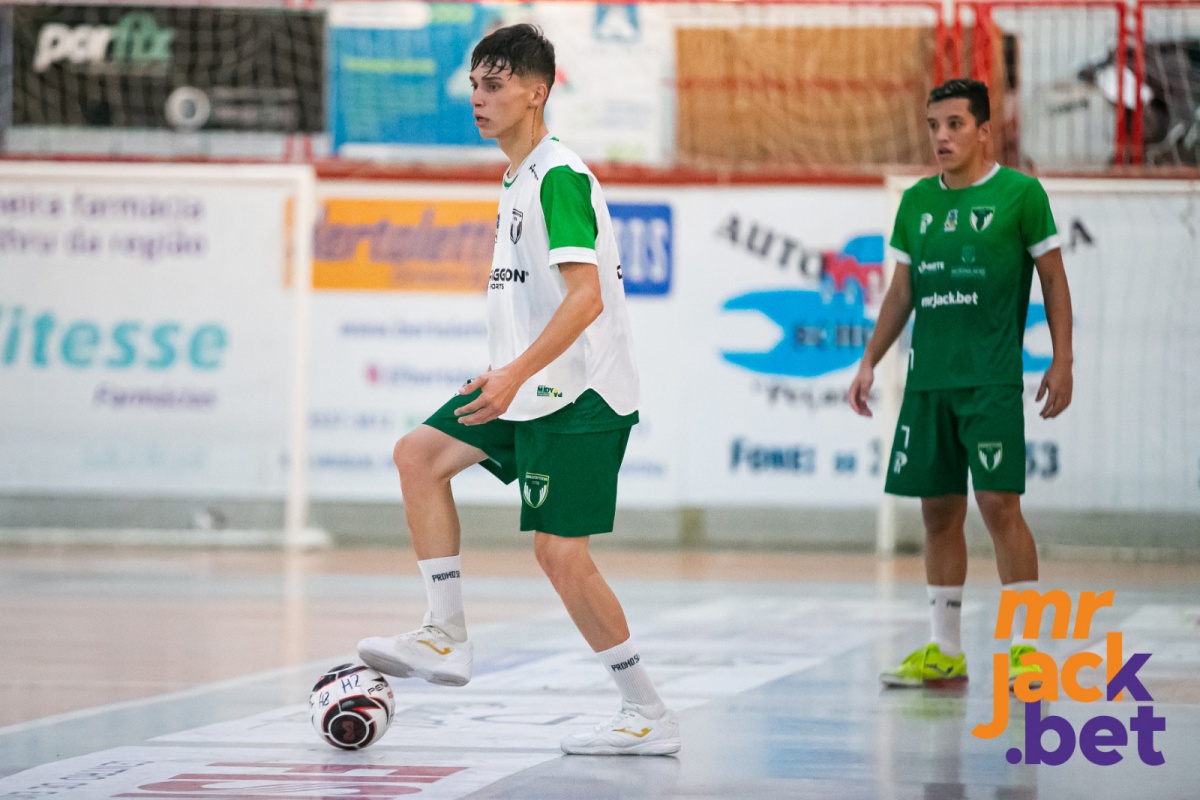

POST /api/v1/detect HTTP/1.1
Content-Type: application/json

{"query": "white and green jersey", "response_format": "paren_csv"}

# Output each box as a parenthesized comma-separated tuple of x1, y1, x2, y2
(889, 164, 1060, 390)
(489, 135, 639, 421)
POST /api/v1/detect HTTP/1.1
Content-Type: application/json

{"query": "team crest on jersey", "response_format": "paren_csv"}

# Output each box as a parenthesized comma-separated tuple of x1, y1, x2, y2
(919, 213, 933, 234)
(962, 245, 976, 264)
(510, 209, 524, 244)
(944, 209, 958, 232)
(970, 206, 995, 232)
(978, 442, 1003, 472)
(522, 473, 550, 509)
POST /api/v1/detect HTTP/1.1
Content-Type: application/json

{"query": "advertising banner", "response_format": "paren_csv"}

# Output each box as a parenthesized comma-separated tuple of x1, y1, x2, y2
(12, 5, 325, 133)
(327, 3, 497, 151)
(671, 187, 889, 507)
(327, 2, 673, 164)
(0, 169, 297, 494)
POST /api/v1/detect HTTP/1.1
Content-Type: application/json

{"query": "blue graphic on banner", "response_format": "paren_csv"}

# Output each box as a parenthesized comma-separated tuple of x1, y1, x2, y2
(610, 203, 672, 296)
(593, 5, 641, 43)
(328, 7, 499, 150)
(721, 279, 873, 378)
(1022, 303, 1053, 373)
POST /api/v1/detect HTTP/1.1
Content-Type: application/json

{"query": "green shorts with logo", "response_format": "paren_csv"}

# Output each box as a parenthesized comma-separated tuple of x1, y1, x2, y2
(884, 384, 1025, 497)
(423, 389, 637, 537)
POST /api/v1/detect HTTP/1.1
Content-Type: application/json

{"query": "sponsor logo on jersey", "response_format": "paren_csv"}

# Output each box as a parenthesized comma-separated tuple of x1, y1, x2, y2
(962, 245, 976, 263)
(510, 209, 524, 244)
(971, 206, 995, 232)
(536, 385, 562, 398)
(489, 267, 528, 290)
(944, 209, 958, 232)
(952, 266, 986, 279)
(920, 290, 978, 309)
(978, 442, 1003, 472)
(917, 260, 945, 274)
(920, 213, 933, 234)
(522, 472, 550, 508)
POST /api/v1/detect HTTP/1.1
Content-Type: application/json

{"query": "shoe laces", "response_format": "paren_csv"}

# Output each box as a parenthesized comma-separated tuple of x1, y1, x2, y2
(594, 707, 641, 733)
(900, 647, 928, 669)
(399, 625, 446, 642)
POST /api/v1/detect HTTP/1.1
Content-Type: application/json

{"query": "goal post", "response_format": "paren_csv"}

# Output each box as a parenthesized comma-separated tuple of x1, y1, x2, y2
(0, 161, 319, 549)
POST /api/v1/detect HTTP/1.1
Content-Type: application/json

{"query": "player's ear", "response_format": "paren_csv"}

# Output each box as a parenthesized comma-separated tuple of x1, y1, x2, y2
(530, 82, 547, 109)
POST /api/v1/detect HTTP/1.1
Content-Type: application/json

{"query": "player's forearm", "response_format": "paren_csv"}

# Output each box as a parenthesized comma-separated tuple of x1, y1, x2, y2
(1040, 270, 1074, 365)
(862, 287, 913, 368)
(507, 284, 603, 385)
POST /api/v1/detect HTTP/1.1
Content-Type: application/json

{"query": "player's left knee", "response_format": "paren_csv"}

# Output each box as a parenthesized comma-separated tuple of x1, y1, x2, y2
(534, 534, 589, 586)
(976, 491, 1024, 531)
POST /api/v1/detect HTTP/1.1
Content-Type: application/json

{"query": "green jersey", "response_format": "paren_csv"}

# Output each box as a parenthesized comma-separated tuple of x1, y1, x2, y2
(889, 165, 1059, 391)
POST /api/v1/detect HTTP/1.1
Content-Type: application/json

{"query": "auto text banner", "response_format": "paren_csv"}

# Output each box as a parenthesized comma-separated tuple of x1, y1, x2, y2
(0, 169, 295, 494)
(671, 187, 888, 506)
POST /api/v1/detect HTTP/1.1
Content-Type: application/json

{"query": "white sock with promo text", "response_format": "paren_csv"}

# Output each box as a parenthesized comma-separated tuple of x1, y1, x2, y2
(596, 638, 666, 719)
(928, 585, 964, 656)
(1004, 580, 1040, 647)
(418, 556, 467, 642)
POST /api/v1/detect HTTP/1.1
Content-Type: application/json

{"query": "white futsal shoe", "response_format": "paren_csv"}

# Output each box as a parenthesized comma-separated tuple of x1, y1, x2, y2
(561, 706, 681, 756)
(357, 625, 472, 687)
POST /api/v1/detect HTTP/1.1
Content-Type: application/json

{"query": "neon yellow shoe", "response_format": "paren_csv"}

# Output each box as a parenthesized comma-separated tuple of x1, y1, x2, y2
(880, 643, 968, 688)
(1008, 644, 1044, 690)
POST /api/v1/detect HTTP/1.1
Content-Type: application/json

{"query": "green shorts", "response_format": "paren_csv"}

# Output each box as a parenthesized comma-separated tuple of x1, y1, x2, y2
(884, 385, 1026, 497)
(422, 390, 634, 537)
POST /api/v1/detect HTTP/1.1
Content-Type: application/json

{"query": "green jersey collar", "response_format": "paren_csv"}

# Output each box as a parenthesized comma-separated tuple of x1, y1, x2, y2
(938, 162, 1000, 190)
(503, 134, 557, 188)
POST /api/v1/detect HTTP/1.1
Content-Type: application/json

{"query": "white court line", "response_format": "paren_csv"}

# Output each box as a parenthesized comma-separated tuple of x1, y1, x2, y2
(0, 654, 353, 737)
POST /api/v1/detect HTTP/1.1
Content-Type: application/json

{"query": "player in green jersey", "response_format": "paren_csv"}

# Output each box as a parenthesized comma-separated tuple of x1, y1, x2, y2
(848, 79, 1074, 688)
(356, 25, 679, 756)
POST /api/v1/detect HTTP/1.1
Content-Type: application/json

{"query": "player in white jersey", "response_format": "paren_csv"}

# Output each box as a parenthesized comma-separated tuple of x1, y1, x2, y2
(357, 24, 680, 756)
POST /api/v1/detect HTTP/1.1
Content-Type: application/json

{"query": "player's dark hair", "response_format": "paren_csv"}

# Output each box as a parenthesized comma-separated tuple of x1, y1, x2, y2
(927, 79, 991, 125)
(471, 24, 556, 91)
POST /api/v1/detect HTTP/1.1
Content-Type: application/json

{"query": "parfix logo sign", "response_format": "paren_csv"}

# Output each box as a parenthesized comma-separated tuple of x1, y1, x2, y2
(35, 13, 174, 73)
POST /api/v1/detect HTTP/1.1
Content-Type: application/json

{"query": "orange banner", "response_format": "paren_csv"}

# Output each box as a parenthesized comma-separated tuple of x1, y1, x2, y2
(313, 198, 497, 293)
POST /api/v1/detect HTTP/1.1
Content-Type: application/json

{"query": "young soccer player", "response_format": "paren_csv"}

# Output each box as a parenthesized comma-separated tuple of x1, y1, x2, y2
(848, 79, 1074, 688)
(357, 24, 680, 755)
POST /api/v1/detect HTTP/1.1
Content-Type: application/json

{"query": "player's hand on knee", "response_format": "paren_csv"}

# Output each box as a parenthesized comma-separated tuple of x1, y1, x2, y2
(1036, 360, 1073, 419)
(848, 365, 874, 417)
(455, 368, 520, 425)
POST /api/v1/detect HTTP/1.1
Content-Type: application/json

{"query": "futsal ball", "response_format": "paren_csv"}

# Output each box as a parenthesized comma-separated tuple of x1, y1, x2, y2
(309, 663, 395, 750)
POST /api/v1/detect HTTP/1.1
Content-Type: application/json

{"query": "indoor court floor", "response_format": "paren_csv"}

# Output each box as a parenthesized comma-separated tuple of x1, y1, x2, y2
(1, 545, 1198, 799)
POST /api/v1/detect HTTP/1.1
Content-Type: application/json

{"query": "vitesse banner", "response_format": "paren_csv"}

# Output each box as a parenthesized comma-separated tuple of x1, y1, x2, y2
(12, 5, 325, 133)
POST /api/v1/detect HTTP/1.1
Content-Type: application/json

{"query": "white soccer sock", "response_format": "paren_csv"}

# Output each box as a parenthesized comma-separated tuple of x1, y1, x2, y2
(928, 584, 964, 656)
(1004, 580, 1039, 647)
(417, 555, 467, 642)
(596, 638, 666, 718)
